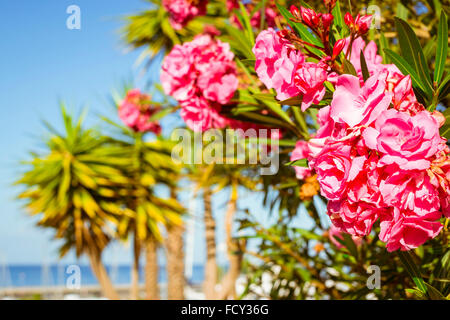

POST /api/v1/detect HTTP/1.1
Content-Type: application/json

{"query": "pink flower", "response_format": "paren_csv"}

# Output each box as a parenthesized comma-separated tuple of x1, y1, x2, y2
(161, 34, 237, 105)
(363, 109, 445, 170)
(310, 141, 364, 201)
(160, 43, 196, 102)
(328, 200, 380, 237)
(380, 208, 443, 251)
(344, 13, 373, 35)
(180, 97, 228, 132)
(163, 0, 207, 30)
(118, 89, 161, 134)
(328, 224, 363, 248)
(253, 28, 305, 101)
(161, 34, 238, 131)
(330, 74, 392, 127)
(290, 141, 312, 179)
(294, 62, 328, 111)
(379, 169, 441, 216)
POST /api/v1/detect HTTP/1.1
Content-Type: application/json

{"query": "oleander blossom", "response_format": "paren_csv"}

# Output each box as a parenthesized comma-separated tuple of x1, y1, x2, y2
(161, 34, 238, 131)
(118, 89, 161, 134)
(163, 0, 207, 30)
(253, 28, 335, 110)
(253, 28, 305, 100)
(294, 62, 328, 111)
(306, 70, 449, 251)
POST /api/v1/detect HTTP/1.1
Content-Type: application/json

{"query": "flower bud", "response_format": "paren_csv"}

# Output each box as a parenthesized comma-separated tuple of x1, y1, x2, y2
(332, 39, 346, 58)
(355, 14, 373, 34)
(322, 13, 334, 31)
(344, 12, 354, 27)
(277, 28, 290, 39)
(290, 5, 300, 19)
(301, 7, 320, 28)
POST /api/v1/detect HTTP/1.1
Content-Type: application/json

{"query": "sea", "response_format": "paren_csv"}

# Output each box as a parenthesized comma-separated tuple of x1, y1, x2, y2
(0, 264, 205, 288)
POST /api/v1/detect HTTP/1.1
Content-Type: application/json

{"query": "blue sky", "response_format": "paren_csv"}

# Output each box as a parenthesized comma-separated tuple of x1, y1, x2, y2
(0, 1, 315, 268)
(0, 0, 161, 265)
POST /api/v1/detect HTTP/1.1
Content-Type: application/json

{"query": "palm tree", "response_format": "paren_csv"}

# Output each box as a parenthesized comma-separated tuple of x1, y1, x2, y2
(16, 107, 128, 300)
(103, 117, 185, 300)
(165, 186, 186, 300)
(189, 162, 258, 299)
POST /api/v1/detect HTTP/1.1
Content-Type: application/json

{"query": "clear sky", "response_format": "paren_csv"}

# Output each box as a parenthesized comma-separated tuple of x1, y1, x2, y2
(0, 0, 162, 265)
(0, 1, 314, 267)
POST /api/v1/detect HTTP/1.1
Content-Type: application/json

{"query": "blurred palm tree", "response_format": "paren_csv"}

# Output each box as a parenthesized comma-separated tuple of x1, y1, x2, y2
(16, 107, 130, 300)
(188, 150, 260, 299)
(122, 0, 228, 66)
(102, 114, 185, 300)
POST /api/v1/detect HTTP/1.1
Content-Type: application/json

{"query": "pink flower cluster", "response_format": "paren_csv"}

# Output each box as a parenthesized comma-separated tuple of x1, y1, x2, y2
(306, 63, 449, 251)
(253, 28, 329, 111)
(161, 34, 238, 131)
(118, 89, 162, 134)
(163, 0, 207, 30)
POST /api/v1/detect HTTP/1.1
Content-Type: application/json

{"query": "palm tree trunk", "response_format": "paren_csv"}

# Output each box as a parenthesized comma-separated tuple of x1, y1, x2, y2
(165, 224, 185, 299)
(130, 233, 141, 300)
(203, 186, 218, 299)
(166, 188, 185, 300)
(145, 237, 160, 300)
(86, 246, 119, 300)
(218, 182, 243, 300)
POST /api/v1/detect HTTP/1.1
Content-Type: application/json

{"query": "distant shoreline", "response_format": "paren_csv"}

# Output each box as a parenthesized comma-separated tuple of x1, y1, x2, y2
(0, 264, 206, 288)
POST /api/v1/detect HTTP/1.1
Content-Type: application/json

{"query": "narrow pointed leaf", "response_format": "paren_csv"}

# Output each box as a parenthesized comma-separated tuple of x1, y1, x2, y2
(434, 12, 448, 84)
(394, 17, 433, 97)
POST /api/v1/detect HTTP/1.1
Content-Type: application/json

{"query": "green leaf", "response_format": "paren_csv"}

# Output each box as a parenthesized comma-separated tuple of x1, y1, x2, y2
(438, 73, 450, 100)
(343, 59, 357, 76)
(422, 36, 436, 62)
(295, 228, 322, 241)
(405, 288, 427, 299)
(149, 106, 176, 121)
(332, 1, 344, 37)
(384, 49, 428, 94)
(360, 50, 370, 81)
(379, 32, 389, 63)
(285, 159, 308, 167)
(279, 96, 303, 106)
(394, 17, 433, 97)
(237, 2, 255, 46)
(339, 233, 358, 259)
(424, 283, 446, 300)
(396, 2, 408, 20)
(439, 124, 450, 140)
(224, 24, 254, 60)
(434, 12, 448, 84)
(397, 251, 427, 294)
